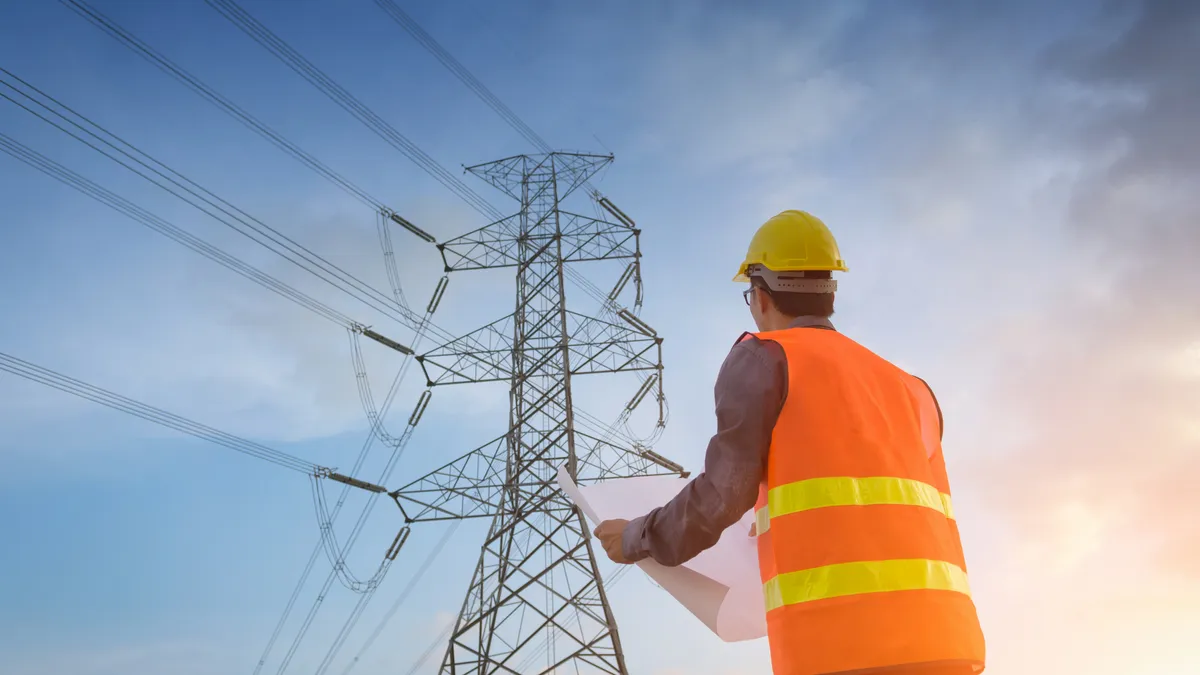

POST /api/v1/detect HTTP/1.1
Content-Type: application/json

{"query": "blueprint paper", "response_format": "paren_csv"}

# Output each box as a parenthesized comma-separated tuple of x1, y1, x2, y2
(556, 466, 767, 642)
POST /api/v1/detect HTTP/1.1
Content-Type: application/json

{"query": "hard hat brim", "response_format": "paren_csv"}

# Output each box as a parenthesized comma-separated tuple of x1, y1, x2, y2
(733, 263, 848, 283)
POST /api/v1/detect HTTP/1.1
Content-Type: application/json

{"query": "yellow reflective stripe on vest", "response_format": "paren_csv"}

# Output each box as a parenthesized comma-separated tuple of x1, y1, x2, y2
(762, 558, 970, 611)
(941, 492, 955, 520)
(755, 476, 954, 534)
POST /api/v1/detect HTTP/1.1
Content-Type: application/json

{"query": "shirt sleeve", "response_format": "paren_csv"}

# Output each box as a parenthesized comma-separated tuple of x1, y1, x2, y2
(621, 336, 787, 567)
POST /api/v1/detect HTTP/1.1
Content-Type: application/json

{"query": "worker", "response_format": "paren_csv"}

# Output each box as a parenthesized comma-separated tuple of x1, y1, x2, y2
(593, 210, 986, 675)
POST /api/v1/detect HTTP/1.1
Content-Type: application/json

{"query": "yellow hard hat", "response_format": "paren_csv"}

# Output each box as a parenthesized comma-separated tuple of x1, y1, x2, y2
(732, 210, 848, 282)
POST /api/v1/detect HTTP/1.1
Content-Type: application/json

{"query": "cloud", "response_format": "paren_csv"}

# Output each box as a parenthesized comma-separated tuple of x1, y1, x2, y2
(636, 5, 869, 174)
(0, 194, 466, 448)
(964, 0, 1200, 580)
(429, 609, 457, 639)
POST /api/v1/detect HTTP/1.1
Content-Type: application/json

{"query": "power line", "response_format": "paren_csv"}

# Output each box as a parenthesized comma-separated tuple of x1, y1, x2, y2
(371, 0, 552, 155)
(57, 0, 387, 215)
(0, 132, 353, 328)
(257, 323, 438, 675)
(0, 67, 424, 331)
(337, 522, 461, 675)
(0, 64, 454, 673)
(55, 0, 628, 347)
(371, 0, 615, 217)
(0, 69, 452, 670)
(0, 68, 531, 390)
(1, 67, 597, 375)
(0, 351, 322, 474)
(205, 0, 503, 221)
(55, 0, 440, 325)
(257, 275, 444, 672)
(50, 0, 651, 431)
(199, 0, 639, 326)
(3, 75, 649, 449)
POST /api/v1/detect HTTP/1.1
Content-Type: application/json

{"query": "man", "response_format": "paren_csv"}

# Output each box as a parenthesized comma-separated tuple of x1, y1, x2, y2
(593, 210, 986, 675)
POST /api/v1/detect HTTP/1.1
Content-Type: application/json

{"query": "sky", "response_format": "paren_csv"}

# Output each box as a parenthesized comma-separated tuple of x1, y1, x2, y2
(1, 0, 1198, 673)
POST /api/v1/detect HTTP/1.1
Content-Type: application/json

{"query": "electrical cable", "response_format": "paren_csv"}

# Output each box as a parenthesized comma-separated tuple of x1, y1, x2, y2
(203, 0, 633, 321)
(57, 0, 387, 214)
(0, 67, 427, 332)
(0, 133, 353, 328)
(0, 351, 322, 474)
(205, 0, 502, 221)
(262, 310, 439, 674)
(260, 366, 412, 675)
(54, 0, 656, 378)
(337, 521, 461, 675)
(371, 0, 553, 155)
(0, 68, 452, 674)
(403, 621, 455, 675)
(371, 0, 616, 238)
(0, 68, 506, 376)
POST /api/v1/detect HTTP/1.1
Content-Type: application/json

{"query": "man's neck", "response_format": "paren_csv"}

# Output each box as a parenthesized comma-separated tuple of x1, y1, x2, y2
(757, 315, 835, 332)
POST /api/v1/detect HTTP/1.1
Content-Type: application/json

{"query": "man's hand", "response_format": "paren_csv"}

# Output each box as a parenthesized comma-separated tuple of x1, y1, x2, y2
(594, 519, 633, 564)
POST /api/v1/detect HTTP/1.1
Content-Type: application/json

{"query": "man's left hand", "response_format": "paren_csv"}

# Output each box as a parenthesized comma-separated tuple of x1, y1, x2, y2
(594, 519, 632, 564)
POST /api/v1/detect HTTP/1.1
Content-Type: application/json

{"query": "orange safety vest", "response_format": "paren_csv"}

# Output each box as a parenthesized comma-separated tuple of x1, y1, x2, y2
(745, 327, 985, 675)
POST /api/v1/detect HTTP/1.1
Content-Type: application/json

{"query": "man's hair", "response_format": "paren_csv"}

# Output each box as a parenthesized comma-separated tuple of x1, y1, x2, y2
(751, 272, 835, 318)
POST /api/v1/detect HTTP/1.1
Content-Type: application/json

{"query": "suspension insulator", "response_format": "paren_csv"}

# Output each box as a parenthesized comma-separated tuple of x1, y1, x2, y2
(427, 275, 449, 314)
(360, 327, 414, 355)
(385, 526, 411, 561)
(625, 375, 657, 412)
(408, 389, 432, 427)
(609, 262, 636, 302)
(617, 308, 656, 336)
(326, 471, 388, 494)
(597, 196, 635, 229)
(388, 212, 436, 243)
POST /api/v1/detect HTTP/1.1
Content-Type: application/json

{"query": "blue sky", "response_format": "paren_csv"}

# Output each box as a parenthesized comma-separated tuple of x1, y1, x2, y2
(3, 1, 1200, 674)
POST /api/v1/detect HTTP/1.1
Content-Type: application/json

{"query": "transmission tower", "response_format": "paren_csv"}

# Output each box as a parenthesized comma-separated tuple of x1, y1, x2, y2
(388, 152, 684, 674)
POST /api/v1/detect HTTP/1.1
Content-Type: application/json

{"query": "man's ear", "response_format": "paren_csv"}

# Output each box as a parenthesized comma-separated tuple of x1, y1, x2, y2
(756, 287, 774, 315)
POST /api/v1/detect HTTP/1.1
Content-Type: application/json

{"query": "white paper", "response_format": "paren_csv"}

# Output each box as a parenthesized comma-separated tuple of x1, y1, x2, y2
(557, 466, 766, 642)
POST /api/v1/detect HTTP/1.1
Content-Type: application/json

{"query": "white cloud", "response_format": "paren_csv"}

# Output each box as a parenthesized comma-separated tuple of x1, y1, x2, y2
(0, 197, 465, 447)
(637, 10, 869, 173)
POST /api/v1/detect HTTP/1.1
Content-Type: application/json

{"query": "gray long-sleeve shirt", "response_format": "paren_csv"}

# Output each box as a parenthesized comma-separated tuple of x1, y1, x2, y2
(621, 315, 835, 565)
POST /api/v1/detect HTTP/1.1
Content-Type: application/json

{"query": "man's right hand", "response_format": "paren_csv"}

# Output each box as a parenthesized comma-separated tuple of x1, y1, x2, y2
(749, 521, 757, 537)
(594, 519, 634, 564)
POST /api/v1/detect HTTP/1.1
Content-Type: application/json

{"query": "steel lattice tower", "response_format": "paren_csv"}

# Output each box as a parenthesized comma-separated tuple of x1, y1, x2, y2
(389, 153, 684, 674)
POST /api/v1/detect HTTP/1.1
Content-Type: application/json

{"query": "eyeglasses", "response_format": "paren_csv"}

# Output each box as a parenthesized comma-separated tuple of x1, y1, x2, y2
(744, 286, 772, 306)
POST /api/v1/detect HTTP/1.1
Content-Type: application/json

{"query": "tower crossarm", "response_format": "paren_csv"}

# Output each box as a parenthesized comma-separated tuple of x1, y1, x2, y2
(417, 311, 662, 386)
(574, 431, 688, 482)
(438, 210, 637, 272)
(390, 421, 685, 523)
(391, 435, 508, 522)
(464, 152, 612, 202)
